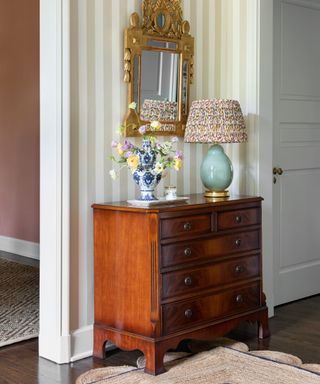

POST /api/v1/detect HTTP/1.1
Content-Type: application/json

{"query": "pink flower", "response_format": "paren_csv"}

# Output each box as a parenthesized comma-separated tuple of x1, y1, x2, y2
(124, 151, 133, 158)
(111, 140, 118, 148)
(175, 150, 183, 159)
(138, 125, 147, 135)
(122, 140, 133, 150)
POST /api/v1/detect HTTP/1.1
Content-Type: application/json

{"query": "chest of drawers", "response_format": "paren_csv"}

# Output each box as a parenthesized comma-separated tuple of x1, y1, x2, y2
(92, 194, 269, 375)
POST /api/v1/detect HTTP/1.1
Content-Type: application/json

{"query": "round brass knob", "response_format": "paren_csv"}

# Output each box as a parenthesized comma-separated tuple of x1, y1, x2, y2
(184, 276, 193, 286)
(184, 248, 192, 257)
(235, 216, 242, 223)
(235, 239, 242, 247)
(184, 222, 192, 231)
(184, 309, 193, 318)
(273, 167, 284, 175)
(235, 294, 244, 303)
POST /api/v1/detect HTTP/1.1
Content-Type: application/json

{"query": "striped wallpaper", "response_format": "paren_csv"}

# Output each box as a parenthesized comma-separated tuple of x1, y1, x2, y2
(69, 0, 260, 331)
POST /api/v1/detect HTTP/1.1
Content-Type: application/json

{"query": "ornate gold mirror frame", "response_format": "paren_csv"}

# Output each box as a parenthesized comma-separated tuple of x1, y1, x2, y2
(123, 0, 194, 137)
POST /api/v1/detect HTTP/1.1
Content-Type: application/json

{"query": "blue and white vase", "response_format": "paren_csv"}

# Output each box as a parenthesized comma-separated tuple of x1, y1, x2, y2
(132, 139, 162, 201)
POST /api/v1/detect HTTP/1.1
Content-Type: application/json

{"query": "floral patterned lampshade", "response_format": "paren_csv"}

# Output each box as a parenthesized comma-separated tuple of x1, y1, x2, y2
(184, 99, 247, 143)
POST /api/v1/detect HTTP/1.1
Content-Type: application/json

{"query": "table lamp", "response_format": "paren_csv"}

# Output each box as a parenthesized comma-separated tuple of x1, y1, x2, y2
(184, 99, 247, 198)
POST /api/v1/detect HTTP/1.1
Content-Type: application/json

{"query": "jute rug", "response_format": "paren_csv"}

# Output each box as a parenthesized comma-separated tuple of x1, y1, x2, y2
(0, 258, 39, 347)
(76, 338, 320, 384)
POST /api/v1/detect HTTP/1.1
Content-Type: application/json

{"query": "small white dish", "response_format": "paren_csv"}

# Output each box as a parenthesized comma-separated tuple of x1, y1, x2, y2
(127, 196, 189, 207)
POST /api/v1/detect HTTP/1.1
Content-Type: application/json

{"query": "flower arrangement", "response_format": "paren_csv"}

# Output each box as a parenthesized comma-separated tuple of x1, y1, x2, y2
(109, 102, 183, 200)
(109, 103, 183, 180)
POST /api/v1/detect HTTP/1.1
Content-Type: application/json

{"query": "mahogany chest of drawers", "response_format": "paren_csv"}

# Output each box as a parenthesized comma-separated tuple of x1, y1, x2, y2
(92, 194, 269, 375)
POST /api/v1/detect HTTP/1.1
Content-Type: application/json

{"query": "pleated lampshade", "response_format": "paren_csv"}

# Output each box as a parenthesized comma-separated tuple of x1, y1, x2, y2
(184, 99, 247, 198)
(184, 99, 247, 144)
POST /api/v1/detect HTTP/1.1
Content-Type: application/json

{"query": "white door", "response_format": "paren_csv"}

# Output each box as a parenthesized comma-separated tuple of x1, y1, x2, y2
(273, 0, 320, 305)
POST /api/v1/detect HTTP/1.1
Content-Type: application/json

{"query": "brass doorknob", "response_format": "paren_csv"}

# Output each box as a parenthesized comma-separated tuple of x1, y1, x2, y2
(273, 167, 283, 175)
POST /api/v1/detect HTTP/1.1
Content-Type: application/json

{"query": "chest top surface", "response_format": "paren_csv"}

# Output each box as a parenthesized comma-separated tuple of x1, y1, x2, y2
(92, 194, 263, 213)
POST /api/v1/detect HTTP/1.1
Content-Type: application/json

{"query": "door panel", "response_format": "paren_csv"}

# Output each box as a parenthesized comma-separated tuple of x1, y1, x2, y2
(280, 171, 320, 268)
(274, 0, 320, 305)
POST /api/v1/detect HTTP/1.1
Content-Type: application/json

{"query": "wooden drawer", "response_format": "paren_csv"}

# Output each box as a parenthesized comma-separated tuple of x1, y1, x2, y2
(161, 214, 212, 239)
(161, 230, 260, 268)
(217, 208, 260, 231)
(162, 283, 260, 334)
(162, 254, 260, 299)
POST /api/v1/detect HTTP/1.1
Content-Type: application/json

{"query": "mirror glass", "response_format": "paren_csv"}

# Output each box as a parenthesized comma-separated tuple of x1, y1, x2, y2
(182, 60, 188, 115)
(157, 13, 166, 29)
(138, 49, 180, 122)
(147, 40, 177, 49)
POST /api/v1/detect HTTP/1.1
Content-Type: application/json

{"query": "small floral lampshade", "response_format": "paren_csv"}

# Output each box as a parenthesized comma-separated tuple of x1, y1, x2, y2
(184, 99, 247, 143)
(140, 99, 178, 121)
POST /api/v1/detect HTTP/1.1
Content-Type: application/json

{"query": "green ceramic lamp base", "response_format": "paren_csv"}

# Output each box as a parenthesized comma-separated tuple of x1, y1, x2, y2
(200, 144, 233, 198)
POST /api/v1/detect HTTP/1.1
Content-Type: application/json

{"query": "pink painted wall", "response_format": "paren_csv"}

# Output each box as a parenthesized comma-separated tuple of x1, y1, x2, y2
(0, 0, 39, 243)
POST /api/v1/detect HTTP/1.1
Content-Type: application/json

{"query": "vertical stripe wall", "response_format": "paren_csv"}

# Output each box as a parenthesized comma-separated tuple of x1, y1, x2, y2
(70, 0, 260, 332)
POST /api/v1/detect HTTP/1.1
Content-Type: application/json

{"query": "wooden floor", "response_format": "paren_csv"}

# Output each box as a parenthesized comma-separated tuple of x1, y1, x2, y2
(0, 295, 319, 384)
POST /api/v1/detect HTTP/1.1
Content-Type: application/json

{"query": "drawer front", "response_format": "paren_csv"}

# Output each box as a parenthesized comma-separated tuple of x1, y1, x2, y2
(161, 230, 260, 268)
(162, 254, 260, 299)
(217, 208, 260, 231)
(161, 214, 212, 239)
(162, 283, 260, 334)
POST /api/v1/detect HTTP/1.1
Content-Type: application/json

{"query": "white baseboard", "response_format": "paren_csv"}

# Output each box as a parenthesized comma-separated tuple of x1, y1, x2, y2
(39, 333, 71, 364)
(70, 325, 115, 362)
(0, 236, 39, 260)
(70, 325, 93, 362)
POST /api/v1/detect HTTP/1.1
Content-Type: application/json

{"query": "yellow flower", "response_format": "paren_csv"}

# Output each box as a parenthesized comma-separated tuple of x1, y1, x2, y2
(127, 154, 139, 170)
(149, 136, 157, 145)
(129, 102, 137, 110)
(116, 124, 125, 137)
(117, 143, 124, 156)
(173, 157, 183, 171)
(150, 120, 161, 131)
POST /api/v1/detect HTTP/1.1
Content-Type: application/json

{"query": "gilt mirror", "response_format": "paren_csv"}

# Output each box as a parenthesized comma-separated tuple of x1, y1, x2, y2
(123, 0, 194, 136)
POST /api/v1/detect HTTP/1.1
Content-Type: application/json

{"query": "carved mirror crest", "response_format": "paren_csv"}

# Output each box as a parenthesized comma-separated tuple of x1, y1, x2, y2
(123, 0, 194, 137)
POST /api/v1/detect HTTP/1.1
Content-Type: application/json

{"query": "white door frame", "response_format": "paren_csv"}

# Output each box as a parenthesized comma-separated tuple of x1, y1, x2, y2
(257, 0, 275, 315)
(254, 0, 320, 315)
(39, 0, 71, 363)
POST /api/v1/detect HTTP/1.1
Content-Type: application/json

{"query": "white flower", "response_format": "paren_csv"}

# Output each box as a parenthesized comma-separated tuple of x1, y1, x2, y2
(161, 142, 172, 155)
(150, 120, 161, 131)
(109, 169, 117, 180)
(128, 102, 137, 110)
(154, 162, 164, 174)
